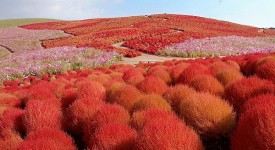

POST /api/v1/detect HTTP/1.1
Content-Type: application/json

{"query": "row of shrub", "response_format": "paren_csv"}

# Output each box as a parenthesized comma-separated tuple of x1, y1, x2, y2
(0, 52, 274, 149)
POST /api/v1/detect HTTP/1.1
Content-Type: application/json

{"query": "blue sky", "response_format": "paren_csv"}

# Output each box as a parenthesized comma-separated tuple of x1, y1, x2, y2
(0, 0, 274, 27)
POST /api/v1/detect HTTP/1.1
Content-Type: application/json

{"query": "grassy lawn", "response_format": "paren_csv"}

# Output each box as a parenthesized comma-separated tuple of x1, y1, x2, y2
(0, 18, 60, 28)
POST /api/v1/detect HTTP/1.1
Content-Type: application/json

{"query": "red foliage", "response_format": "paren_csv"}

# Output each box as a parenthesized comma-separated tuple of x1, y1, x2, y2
(256, 61, 275, 83)
(169, 62, 190, 84)
(107, 84, 142, 110)
(163, 84, 197, 112)
(134, 119, 204, 150)
(231, 102, 275, 150)
(189, 75, 224, 96)
(147, 67, 171, 84)
(122, 68, 145, 86)
(179, 92, 236, 138)
(23, 100, 63, 133)
(0, 93, 21, 107)
(65, 98, 104, 135)
(131, 94, 172, 113)
(224, 77, 274, 113)
(76, 80, 106, 101)
(215, 69, 244, 86)
(0, 108, 24, 134)
(241, 94, 275, 114)
(88, 124, 137, 150)
(23, 128, 77, 150)
(60, 88, 78, 110)
(137, 76, 168, 95)
(0, 129, 23, 150)
(131, 109, 179, 131)
(82, 104, 130, 144)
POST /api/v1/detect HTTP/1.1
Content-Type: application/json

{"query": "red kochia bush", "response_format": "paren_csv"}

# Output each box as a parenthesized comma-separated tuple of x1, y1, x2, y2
(76, 81, 106, 101)
(179, 92, 236, 138)
(147, 67, 171, 84)
(241, 94, 275, 114)
(88, 124, 137, 150)
(107, 84, 142, 110)
(231, 103, 275, 150)
(0, 108, 24, 134)
(0, 93, 21, 107)
(224, 77, 274, 113)
(134, 120, 204, 150)
(215, 69, 244, 86)
(82, 104, 130, 144)
(0, 129, 23, 150)
(169, 62, 190, 84)
(177, 63, 211, 85)
(21, 128, 77, 150)
(27, 82, 56, 100)
(60, 88, 78, 110)
(65, 98, 104, 135)
(189, 75, 224, 96)
(131, 94, 172, 113)
(137, 76, 168, 95)
(163, 84, 196, 112)
(123, 68, 144, 86)
(23, 100, 63, 133)
(131, 109, 179, 131)
(256, 61, 275, 83)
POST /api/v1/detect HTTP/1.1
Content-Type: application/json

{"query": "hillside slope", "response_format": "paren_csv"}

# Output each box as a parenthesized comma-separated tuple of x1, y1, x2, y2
(20, 14, 275, 57)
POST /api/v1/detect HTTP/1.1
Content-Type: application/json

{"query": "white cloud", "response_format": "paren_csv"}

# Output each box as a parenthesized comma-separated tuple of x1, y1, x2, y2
(0, 0, 124, 20)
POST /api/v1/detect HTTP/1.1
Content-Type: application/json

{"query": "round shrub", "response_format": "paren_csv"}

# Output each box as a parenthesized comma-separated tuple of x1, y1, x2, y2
(0, 108, 24, 134)
(18, 138, 65, 150)
(177, 63, 211, 85)
(87, 73, 111, 85)
(88, 124, 137, 150)
(123, 68, 144, 86)
(231, 103, 275, 150)
(179, 92, 236, 138)
(134, 120, 204, 150)
(131, 94, 172, 113)
(0, 93, 21, 107)
(209, 61, 232, 75)
(28, 83, 56, 100)
(65, 97, 104, 135)
(24, 128, 77, 150)
(83, 104, 130, 144)
(163, 84, 196, 112)
(169, 62, 190, 84)
(0, 129, 23, 150)
(76, 81, 106, 101)
(131, 109, 179, 131)
(60, 88, 78, 110)
(224, 77, 274, 113)
(189, 75, 224, 96)
(107, 84, 142, 110)
(256, 61, 275, 83)
(147, 67, 171, 85)
(215, 69, 244, 86)
(137, 76, 168, 95)
(241, 94, 275, 114)
(23, 100, 63, 134)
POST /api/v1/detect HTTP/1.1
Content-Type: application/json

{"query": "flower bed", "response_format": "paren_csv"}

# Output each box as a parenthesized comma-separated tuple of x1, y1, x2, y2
(158, 36, 275, 57)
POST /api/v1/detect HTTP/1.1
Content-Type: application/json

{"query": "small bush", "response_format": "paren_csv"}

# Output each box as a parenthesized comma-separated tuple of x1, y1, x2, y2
(131, 109, 179, 131)
(65, 98, 104, 135)
(107, 84, 142, 110)
(0, 93, 21, 107)
(189, 75, 224, 96)
(123, 68, 144, 86)
(134, 120, 204, 150)
(0, 108, 24, 134)
(76, 81, 106, 101)
(137, 76, 168, 95)
(216, 69, 244, 86)
(224, 77, 274, 113)
(82, 104, 130, 144)
(231, 103, 275, 150)
(169, 62, 190, 84)
(23, 100, 62, 133)
(60, 88, 78, 110)
(88, 124, 137, 150)
(241, 94, 275, 114)
(131, 94, 172, 113)
(163, 84, 196, 112)
(0, 129, 23, 150)
(256, 61, 275, 83)
(179, 92, 236, 138)
(147, 67, 171, 84)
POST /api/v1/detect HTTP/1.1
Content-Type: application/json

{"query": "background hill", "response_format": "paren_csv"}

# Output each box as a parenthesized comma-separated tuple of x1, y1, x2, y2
(20, 14, 275, 57)
(0, 18, 60, 28)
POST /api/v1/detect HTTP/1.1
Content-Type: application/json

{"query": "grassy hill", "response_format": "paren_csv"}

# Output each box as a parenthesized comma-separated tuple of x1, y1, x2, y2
(0, 18, 60, 28)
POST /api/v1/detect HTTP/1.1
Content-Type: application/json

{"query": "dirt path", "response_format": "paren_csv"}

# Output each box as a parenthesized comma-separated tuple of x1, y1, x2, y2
(112, 41, 192, 65)
(0, 46, 11, 60)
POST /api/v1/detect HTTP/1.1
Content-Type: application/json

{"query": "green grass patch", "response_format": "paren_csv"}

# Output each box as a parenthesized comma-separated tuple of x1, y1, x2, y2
(0, 18, 60, 28)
